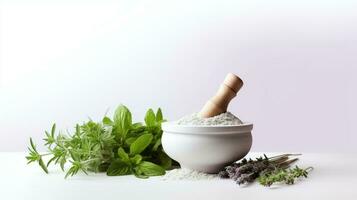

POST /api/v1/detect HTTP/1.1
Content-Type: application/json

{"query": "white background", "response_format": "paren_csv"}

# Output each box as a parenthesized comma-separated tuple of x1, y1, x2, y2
(0, 0, 356, 152)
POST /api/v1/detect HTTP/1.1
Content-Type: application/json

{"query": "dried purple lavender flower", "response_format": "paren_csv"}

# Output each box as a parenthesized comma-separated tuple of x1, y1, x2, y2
(218, 154, 304, 187)
(218, 170, 229, 178)
(218, 164, 240, 179)
(236, 162, 254, 174)
(236, 172, 258, 185)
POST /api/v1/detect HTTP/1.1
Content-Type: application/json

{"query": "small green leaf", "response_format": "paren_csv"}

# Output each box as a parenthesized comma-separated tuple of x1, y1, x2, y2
(134, 172, 149, 179)
(131, 122, 143, 129)
(75, 124, 80, 136)
(137, 161, 165, 176)
(133, 167, 149, 179)
(113, 105, 132, 137)
(156, 108, 163, 122)
(127, 128, 148, 139)
(29, 138, 37, 152)
(125, 137, 137, 146)
(44, 130, 55, 146)
(60, 157, 66, 171)
(46, 156, 57, 167)
(102, 116, 113, 125)
(130, 154, 142, 165)
(144, 109, 156, 127)
(39, 158, 49, 174)
(152, 138, 161, 151)
(130, 134, 153, 155)
(118, 147, 130, 163)
(64, 161, 84, 179)
(51, 124, 56, 137)
(107, 160, 131, 176)
(65, 168, 74, 179)
(70, 151, 80, 161)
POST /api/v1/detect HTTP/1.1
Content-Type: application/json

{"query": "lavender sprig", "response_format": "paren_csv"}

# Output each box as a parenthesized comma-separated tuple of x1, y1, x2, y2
(218, 154, 311, 186)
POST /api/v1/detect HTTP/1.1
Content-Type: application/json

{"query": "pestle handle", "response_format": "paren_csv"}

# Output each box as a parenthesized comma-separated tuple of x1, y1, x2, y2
(199, 73, 243, 118)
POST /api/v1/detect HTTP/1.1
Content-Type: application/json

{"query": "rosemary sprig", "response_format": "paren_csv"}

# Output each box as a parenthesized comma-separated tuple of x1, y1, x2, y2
(26, 138, 49, 173)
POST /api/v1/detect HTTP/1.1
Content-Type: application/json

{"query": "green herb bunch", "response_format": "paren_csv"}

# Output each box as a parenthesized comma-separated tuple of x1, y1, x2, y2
(218, 154, 313, 187)
(258, 166, 313, 186)
(26, 105, 175, 178)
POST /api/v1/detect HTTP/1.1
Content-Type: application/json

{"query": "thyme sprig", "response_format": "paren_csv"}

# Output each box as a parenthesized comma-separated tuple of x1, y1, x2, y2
(259, 166, 313, 186)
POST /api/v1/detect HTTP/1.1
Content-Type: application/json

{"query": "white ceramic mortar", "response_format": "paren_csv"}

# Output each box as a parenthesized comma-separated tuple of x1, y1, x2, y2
(162, 122, 253, 173)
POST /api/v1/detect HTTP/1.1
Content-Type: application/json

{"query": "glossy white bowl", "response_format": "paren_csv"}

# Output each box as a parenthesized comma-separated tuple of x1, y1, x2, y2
(162, 122, 253, 173)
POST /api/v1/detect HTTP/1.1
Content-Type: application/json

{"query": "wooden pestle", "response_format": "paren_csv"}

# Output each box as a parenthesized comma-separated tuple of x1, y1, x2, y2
(199, 73, 243, 118)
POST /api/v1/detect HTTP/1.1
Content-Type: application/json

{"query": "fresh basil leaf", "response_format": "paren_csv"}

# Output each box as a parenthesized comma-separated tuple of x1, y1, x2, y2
(127, 129, 148, 138)
(102, 116, 113, 125)
(107, 160, 131, 176)
(131, 122, 143, 129)
(156, 108, 163, 122)
(127, 122, 145, 135)
(113, 105, 132, 137)
(130, 154, 142, 165)
(144, 109, 156, 127)
(118, 147, 130, 163)
(152, 138, 161, 151)
(130, 134, 153, 155)
(133, 168, 149, 179)
(125, 137, 137, 146)
(137, 161, 165, 176)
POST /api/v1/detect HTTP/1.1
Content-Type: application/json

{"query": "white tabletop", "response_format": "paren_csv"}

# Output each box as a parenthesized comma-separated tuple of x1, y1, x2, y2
(1, 152, 356, 200)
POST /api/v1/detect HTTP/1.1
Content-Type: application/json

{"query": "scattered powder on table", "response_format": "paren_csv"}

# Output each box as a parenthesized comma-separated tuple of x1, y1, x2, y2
(176, 112, 243, 126)
(161, 168, 218, 181)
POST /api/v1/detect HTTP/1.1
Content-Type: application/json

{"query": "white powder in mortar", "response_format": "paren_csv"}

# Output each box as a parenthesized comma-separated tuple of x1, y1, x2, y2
(161, 168, 218, 181)
(176, 112, 243, 126)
